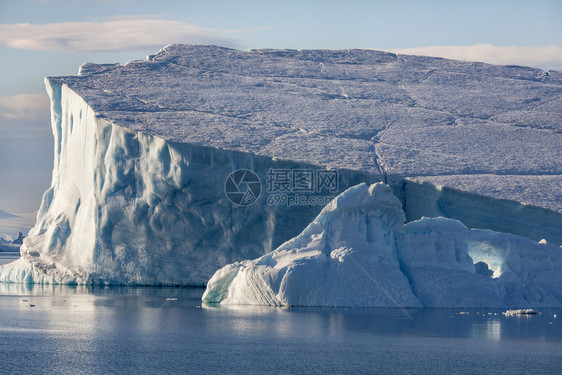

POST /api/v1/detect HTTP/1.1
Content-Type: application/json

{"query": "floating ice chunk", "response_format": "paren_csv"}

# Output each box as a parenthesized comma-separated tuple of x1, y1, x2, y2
(203, 183, 422, 307)
(204, 183, 562, 308)
(503, 309, 539, 316)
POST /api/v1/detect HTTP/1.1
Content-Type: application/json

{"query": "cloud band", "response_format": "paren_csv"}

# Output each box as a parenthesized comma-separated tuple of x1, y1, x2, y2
(390, 44, 562, 71)
(0, 19, 237, 52)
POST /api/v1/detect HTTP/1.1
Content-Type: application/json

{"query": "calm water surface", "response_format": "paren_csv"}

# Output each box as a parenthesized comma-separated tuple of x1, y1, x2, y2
(0, 280, 560, 374)
(0, 252, 19, 266)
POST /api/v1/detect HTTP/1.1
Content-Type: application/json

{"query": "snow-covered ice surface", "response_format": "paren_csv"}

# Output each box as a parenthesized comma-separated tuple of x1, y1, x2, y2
(1, 45, 561, 286)
(203, 183, 562, 308)
(51, 45, 561, 209)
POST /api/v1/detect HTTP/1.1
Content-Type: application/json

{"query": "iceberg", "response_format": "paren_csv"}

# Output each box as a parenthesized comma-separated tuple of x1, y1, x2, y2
(203, 183, 422, 307)
(1, 45, 560, 285)
(203, 183, 562, 308)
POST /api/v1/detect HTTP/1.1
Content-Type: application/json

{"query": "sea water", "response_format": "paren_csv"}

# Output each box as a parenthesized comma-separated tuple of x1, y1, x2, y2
(0, 284, 560, 374)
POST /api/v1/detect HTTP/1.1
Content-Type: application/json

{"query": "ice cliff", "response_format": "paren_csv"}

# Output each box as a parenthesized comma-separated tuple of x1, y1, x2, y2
(203, 183, 562, 308)
(0, 45, 560, 285)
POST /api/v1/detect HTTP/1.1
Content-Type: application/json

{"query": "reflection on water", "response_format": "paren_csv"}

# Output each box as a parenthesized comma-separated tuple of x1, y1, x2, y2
(0, 284, 561, 374)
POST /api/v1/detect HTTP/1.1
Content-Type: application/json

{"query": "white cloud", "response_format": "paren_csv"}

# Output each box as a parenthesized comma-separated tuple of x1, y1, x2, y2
(389, 44, 562, 71)
(0, 19, 239, 52)
(0, 93, 50, 121)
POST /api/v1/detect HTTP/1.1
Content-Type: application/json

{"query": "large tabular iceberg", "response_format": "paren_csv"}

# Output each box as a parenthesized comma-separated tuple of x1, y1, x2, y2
(203, 183, 562, 308)
(1, 45, 560, 286)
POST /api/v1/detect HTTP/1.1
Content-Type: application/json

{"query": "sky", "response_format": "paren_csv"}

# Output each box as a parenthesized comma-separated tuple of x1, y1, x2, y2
(0, 0, 561, 214)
